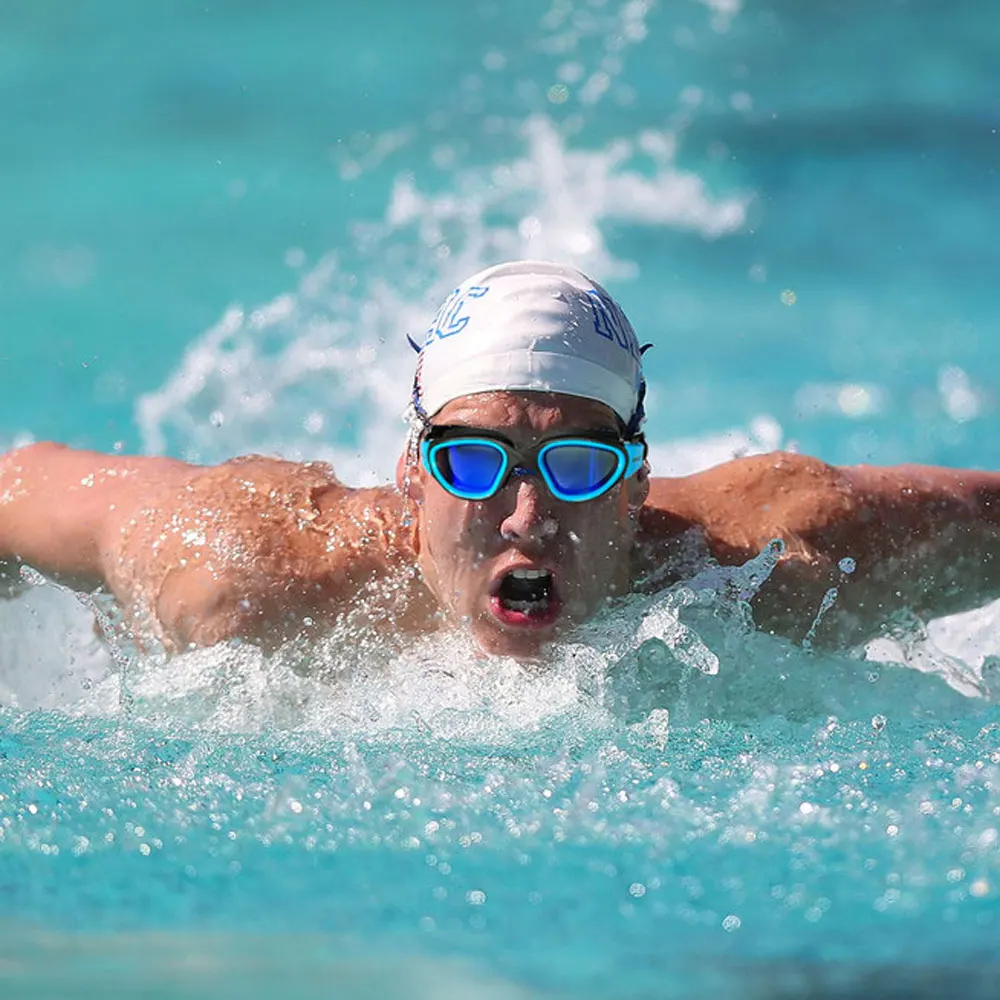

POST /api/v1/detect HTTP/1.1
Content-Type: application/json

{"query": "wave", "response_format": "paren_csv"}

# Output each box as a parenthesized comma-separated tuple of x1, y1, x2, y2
(134, 113, 747, 482)
(2, 539, 993, 737)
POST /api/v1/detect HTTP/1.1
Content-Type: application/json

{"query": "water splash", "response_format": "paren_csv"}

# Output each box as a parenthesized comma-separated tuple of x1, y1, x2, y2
(2, 526, 986, 739)
(865, 608, 988, 700)
(135, 114, 746, 482)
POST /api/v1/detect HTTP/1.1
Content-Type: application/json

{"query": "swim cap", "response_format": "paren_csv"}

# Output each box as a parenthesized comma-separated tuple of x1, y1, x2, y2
(410, 260, 645, 430)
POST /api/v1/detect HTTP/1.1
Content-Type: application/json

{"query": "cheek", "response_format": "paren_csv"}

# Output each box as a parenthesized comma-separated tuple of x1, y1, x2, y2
(422, 491, 494, 561)
(565, 492, 629, 539)
(563, 499, 632, 567)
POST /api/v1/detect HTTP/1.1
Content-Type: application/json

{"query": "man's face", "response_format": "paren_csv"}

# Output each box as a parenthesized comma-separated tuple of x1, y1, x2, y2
(402, 391, 647, 658)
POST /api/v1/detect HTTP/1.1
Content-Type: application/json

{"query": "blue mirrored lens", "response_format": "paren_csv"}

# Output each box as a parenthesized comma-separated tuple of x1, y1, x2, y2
(542, 443, 621, 496)
(433, 441, 506, 495)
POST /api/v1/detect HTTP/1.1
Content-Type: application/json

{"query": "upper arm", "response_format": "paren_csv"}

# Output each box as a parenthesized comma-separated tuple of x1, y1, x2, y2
(105, 458, 396, 651)
(646, 452, 1000, 643)
(0, 442, 194, 590)
(0, 446, 396, 650)
(646, 452, 856, 566)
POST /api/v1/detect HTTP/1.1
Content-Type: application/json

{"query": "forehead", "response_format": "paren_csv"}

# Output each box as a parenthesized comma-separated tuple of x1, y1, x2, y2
(432, 391, 621, 435)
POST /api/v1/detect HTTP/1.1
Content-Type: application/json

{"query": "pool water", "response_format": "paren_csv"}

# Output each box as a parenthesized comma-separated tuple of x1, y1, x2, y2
(3, 1, 1000, 996)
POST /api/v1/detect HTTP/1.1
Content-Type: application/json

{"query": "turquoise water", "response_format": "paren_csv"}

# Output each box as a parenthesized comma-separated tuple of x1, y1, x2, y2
(3, 1, 1000, 996)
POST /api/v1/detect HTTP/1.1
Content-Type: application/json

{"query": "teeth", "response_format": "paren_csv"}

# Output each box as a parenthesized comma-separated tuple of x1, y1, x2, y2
(510, 568, 550, 580)
(504, 599, 547, 613)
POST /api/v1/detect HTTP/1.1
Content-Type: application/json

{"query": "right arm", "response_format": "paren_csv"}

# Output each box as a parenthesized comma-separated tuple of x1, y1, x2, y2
(0, 442, 194, 593)
(0, 443, 410, 651)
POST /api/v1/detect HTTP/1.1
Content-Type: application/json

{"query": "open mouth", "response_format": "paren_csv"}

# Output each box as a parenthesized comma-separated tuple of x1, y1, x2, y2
(489, 568, 560, 627)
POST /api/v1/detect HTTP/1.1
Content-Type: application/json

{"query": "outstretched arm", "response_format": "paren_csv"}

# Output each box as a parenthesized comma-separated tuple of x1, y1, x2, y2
(829, 462, 1000, 628)
(0, 442, 193, 592)
(643, 453, 1000, 645)
(0, 443, 408, 651)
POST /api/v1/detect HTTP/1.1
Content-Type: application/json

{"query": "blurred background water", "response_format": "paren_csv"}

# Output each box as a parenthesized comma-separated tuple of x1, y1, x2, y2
(2, 1, 1000, 997)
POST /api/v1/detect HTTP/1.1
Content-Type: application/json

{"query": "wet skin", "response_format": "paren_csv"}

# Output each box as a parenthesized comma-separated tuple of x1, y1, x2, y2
(3, 389, 1000, 655)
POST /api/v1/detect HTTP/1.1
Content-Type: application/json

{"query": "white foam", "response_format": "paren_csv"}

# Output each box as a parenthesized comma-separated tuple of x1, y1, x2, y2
(646, 415, 784, 476)
(0, 585, 113, 711)
(0, 515, 988, 735)
(697, 0, 742, 33)
(865, 599, 1000, 699)
(0, 432, 35, 452)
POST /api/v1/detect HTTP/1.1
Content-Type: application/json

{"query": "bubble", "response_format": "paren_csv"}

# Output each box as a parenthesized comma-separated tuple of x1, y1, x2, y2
(837, 384, 876, 418)
(482, 50, 506, 71)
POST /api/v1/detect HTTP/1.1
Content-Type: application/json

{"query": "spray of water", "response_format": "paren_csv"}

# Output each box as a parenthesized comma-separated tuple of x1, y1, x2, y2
(3, 0, 998, 735)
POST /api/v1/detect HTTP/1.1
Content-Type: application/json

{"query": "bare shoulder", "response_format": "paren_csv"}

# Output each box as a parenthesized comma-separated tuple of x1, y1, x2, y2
(106, 455, 409, 649)
(640, 451, 854, 565)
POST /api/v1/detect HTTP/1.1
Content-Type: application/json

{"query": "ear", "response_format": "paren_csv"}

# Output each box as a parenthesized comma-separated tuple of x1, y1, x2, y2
(626, 459, 650, 513)
(395, 446, 424, 501)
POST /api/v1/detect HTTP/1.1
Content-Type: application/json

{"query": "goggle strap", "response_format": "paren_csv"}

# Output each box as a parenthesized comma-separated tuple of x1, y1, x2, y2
(623, 440, 646, 479)
(625, 378, 647, 437)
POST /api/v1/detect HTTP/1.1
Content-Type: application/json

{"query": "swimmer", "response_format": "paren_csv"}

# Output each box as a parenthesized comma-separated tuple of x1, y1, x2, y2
(2, 259, 1000, 657)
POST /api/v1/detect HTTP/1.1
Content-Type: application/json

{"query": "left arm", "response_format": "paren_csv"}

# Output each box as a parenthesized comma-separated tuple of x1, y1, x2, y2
(824, 462, 1000, 636)
(643, 453, 1000, 645)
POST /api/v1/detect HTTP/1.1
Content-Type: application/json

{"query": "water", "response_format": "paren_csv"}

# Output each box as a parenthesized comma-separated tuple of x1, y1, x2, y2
(3, 0, 1000, 996)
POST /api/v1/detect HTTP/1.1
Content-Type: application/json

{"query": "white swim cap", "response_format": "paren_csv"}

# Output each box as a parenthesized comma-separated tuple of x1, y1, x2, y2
(410, 260, 646, 430)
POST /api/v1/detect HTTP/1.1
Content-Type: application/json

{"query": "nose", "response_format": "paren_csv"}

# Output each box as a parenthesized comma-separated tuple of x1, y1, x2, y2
(498, 476, 558, 545)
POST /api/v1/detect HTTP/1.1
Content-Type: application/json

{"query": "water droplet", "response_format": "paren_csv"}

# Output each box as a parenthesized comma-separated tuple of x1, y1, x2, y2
(970, 878, 990, 898)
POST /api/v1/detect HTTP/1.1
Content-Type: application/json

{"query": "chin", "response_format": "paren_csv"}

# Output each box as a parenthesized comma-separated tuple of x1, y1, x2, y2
(470, 618, 555, 660)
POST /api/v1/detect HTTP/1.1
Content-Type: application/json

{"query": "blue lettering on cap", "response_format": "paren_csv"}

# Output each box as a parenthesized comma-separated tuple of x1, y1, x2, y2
(586, 290, 641, 363)
(425, 285, 490, 343)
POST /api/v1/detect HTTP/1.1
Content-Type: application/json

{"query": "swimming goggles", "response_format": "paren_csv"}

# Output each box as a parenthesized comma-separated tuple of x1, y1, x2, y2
(420, 426, 647, 502)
